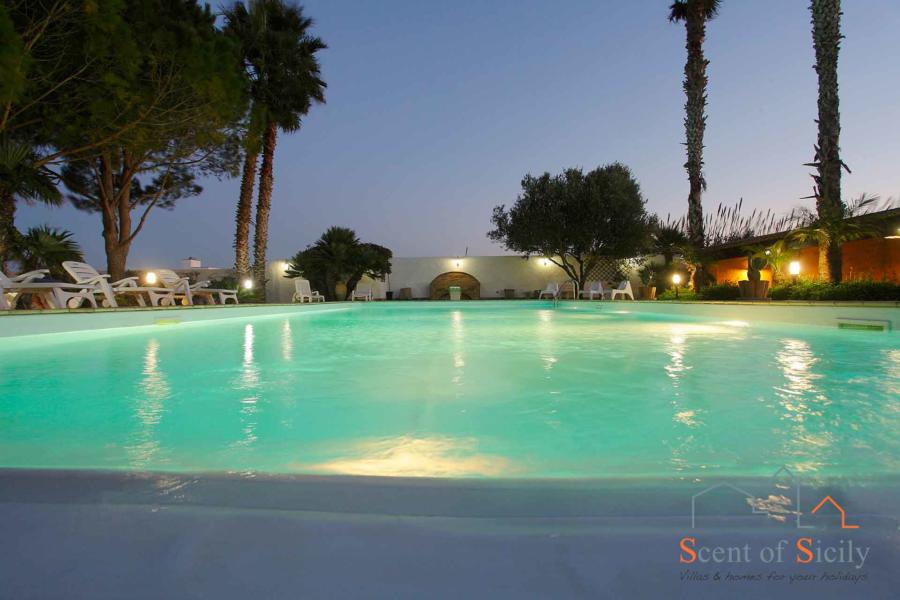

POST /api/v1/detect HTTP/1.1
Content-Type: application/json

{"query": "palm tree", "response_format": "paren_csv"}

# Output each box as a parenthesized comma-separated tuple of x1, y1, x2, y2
(233, 108, 265, 283)
(807, 0, 846, 282)
(13, 225, 83, 279)
(789, 194, 881, 280)
(669, 0, 721, 288)
(225, 0, 326, 301)
(0, 137, 61, 271)
(286, 226, 360, 300)
(651, 217, 689, 265)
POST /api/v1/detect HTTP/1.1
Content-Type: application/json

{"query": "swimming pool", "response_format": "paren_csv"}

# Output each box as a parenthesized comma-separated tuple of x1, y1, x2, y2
(1, 301, 898, 479)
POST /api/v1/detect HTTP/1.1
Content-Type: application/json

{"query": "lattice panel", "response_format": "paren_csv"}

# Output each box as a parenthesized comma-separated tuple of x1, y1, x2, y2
(584, 258, 622, 283)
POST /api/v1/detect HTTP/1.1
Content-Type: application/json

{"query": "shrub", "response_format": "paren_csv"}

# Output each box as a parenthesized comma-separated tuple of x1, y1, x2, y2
(657, 289, 697, 301)
(769, 280, 900, 301)
(696, 283, 740, 301)
(207, 276, 255, 303)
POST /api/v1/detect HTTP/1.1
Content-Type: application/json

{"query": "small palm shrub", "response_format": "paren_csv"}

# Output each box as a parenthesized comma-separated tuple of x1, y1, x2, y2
(208, 276, 256, 303)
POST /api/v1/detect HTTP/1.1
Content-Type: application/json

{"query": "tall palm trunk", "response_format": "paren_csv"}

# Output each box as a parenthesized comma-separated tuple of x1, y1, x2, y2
(234, 150, 258, 280)
(680, 3, 712, 289)
(252, 121, 277, 302)
(0, 190, 15, 271)
(810, 0, 844, 282)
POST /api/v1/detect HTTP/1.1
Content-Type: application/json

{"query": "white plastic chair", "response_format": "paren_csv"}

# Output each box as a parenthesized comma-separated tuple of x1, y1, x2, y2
(578, 280, 604, 300)
(351, 285, 372, 301)
(155, 269, 238, 305)
(538, 282, 559, 299)
(292, 279, 324, 303)
(62, 261, 175, 308)
(610, 280, 634, 300)
(1, 269, 97, 310)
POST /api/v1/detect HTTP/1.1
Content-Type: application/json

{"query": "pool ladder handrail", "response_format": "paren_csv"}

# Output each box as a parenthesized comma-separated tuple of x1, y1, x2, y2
(553, 279, 579, 308)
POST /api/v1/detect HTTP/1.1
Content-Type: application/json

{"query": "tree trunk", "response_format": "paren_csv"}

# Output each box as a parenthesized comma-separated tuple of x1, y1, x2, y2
(105, 240, 130, 284)
(0, 189, 16, 272)
(683, 5, 710, 288)
(252, 122, 277, 302)
(234, 150, 258, 279)
(811, 0, 844, 282)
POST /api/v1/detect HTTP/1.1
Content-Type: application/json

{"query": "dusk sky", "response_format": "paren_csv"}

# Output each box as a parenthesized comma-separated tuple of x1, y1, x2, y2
(19, 0, 900, 268)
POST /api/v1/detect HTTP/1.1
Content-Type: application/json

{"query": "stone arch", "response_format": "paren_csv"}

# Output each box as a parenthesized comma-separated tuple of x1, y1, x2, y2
(430, 271, 480, 300)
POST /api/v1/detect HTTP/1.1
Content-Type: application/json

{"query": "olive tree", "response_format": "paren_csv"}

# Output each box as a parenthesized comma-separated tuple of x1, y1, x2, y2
(488, 163, 651, 290)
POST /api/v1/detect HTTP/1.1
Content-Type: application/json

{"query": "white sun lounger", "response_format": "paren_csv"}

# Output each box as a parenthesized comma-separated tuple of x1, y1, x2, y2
(578, 280, 604, 300)
(62, 261, 175, 308)
(155, 269, 239, 305)
(1, 270, 97, 310)
(292, 279, 324, 303)
(351, 285, 372, 301)
(610, 280, 634, 300)
(538, 282, 559, 299)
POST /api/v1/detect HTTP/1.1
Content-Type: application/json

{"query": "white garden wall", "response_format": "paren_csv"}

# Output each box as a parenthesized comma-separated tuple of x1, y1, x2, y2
(264, 255, 610, 302)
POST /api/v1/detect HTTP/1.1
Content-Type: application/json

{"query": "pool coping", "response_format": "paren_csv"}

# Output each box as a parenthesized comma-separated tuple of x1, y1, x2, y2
(2, 468, 898, 521)
(2, 299, 898, 317)
(2, 299, 898, 338)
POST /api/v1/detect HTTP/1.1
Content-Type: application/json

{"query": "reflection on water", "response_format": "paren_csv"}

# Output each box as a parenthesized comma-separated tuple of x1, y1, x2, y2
(141, 339, 170, 405)
(774, 338, 831, 474)
(536, 310, 558, 372)
(128, 339, 169, 467)
(665, 329, 688, 387)
(775, 339, 822, 401)
(451, 310, 465, 383)
(281, 320, 293, 362)
(235, 324, 259, 448)
(297, 435, 512, 477)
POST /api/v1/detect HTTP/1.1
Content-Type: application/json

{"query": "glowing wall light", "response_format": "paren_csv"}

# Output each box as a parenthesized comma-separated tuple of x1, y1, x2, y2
(789, 261, 801, 277)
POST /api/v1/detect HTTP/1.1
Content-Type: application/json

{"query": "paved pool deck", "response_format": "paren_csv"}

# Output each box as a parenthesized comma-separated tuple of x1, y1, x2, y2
(1, 470, 897, 599)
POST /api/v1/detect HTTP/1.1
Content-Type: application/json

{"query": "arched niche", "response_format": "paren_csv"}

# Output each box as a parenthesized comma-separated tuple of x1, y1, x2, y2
(429, 271, 480, 300)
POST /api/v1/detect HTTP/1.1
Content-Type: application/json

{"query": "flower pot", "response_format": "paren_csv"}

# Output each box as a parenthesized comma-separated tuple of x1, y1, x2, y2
(739, 280, 770, 300)
(639, 286, 656, 300)
(385, 291, 394, 300)
(334, 281, 347, 300)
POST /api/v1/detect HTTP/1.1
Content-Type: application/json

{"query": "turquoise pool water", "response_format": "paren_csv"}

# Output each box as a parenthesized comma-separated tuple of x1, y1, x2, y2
(1, 302, 898, 479)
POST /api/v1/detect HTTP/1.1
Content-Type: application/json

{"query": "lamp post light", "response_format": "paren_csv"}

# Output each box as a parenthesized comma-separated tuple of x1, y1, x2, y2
(242, 278, 254, 290)
(672, 273, 681, 298)
(144, 271, 158, 285)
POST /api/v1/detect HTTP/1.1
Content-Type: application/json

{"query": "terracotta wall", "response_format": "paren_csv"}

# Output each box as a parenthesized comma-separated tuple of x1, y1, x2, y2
(709, 237, 900, 283)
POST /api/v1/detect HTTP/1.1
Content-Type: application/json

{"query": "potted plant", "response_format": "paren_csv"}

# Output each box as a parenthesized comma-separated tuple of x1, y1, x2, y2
(637, 261, 658, 300)
(739, 251, 770, 300)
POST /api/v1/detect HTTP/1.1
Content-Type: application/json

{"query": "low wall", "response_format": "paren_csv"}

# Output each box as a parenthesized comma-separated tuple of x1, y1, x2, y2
(263, 255, 637, 302)
(708, 237, 900, 283)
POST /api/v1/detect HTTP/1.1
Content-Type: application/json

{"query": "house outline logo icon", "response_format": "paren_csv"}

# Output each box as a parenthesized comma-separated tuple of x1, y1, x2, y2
(811, 495, 860, 529)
